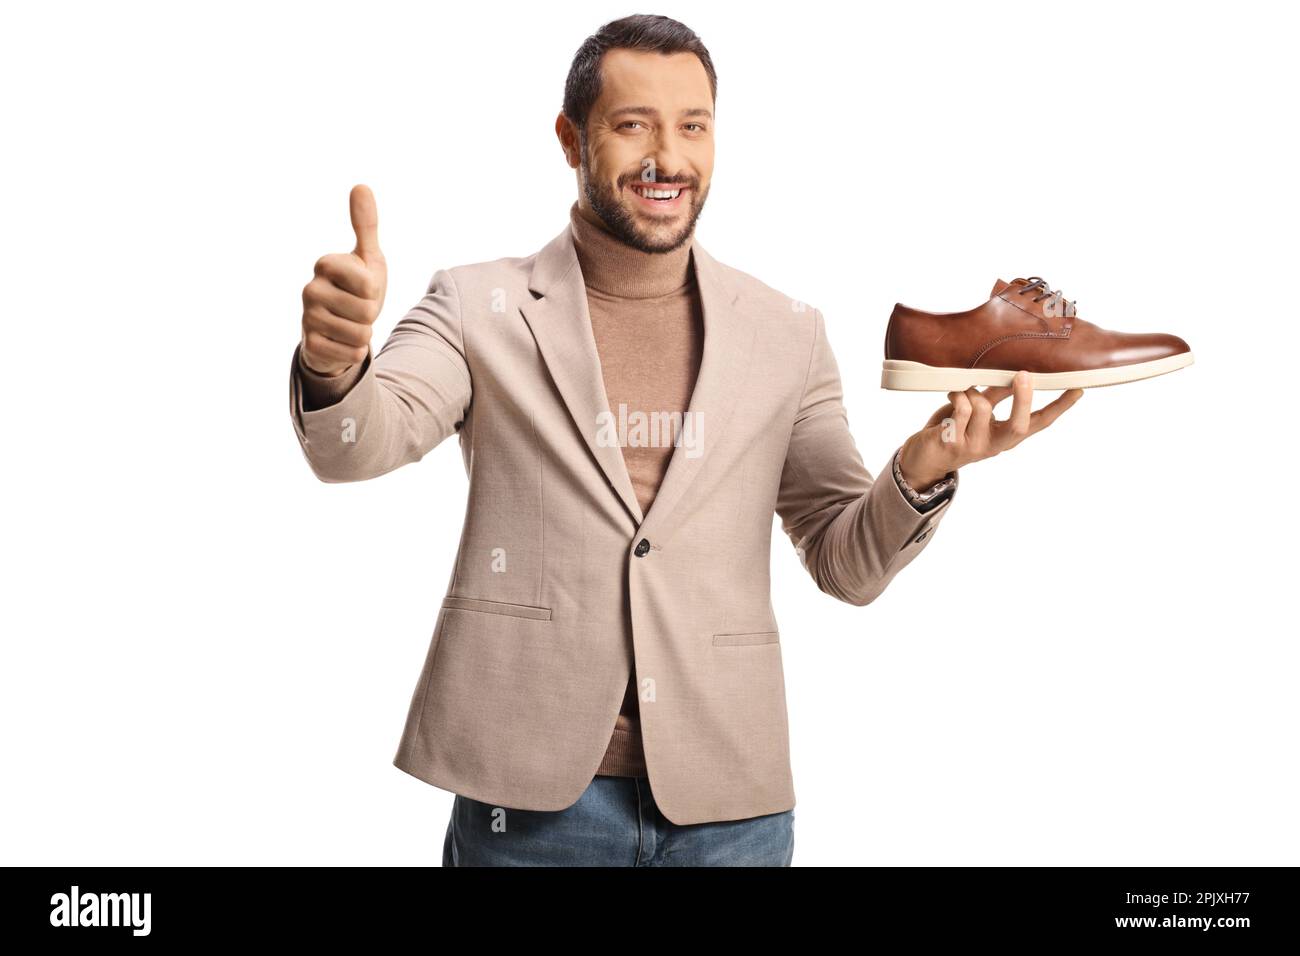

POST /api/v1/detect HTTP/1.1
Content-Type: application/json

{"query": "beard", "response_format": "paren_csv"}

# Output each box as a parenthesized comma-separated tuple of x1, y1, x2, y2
(580, 140, 708, 254)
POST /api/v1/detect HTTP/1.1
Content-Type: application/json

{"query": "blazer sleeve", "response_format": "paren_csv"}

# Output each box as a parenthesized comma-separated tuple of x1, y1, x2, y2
(288, 268, 472, 483)
(775, 307, 957, 606)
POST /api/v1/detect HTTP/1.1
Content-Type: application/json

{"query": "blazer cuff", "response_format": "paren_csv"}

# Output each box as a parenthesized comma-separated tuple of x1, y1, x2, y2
(892, 445, 958, 514)
(866, 445, 957, 554)
(289, 342, 376, 450)
(296, 344, 369, 410)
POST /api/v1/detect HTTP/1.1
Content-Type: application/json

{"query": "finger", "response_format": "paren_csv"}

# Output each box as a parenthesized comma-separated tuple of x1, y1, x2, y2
(948, 390, 972, 444)
(925, 399, 956, 428)
(314, 253, 383, 301)
(304, 305, 373, 348)
(303, 328, 369, 367)
(978, 384, 1015, 408)
(350, 184, 382, 264)
(1027, 387, 1085, 434)
(965, 385, 995, 440)
(309, 278, 380, 325)
(1006, 371, 1033, 438)
(945, 391, 960, 417)
(967, 385, 994, 412)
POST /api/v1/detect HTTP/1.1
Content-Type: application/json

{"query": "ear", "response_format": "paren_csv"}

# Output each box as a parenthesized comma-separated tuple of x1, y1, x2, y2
(555, 112, 581, 169)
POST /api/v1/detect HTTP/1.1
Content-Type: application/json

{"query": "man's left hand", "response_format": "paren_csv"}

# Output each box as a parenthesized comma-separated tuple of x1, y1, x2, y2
(898, 370, 1084, 488)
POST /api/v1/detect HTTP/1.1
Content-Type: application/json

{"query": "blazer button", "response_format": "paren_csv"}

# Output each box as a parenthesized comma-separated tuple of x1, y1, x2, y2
(634, 538, 650, 557)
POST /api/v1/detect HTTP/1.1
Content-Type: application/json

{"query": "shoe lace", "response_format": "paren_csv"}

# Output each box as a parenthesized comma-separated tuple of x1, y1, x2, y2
(1018, 277, 1077, 317)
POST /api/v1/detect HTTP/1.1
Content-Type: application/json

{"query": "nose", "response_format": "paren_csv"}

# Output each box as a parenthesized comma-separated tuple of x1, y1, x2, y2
(645, 130, 689, 182)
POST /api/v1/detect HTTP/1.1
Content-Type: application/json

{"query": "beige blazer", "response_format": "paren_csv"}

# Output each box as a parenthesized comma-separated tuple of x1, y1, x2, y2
(288, 221, 957, 825)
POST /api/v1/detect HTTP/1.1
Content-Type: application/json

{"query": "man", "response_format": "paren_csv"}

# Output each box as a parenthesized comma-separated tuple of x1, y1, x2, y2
(288, 14, 1081, 866)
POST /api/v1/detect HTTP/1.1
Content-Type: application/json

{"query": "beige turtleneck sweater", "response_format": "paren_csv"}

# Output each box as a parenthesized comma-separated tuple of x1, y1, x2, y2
(567, 201, 703, 778)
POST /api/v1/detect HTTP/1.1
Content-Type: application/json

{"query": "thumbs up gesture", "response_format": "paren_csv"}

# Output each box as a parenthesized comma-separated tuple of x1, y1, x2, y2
(300, 184, 389, 376)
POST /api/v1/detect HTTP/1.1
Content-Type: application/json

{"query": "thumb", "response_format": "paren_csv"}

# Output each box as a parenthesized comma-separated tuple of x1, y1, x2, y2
(350, 183, 382, 264)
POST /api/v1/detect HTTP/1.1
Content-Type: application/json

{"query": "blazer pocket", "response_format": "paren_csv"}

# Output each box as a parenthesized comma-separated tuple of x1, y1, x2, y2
(713, 630, 780, 647)
(441, 596, 552, 621)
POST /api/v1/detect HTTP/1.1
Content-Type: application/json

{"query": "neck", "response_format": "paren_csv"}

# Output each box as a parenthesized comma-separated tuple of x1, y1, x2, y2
(568, 201, 694, 299)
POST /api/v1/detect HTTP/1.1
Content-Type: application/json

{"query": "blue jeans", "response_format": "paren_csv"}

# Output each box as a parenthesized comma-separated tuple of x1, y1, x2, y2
(442, 775, 794, 866)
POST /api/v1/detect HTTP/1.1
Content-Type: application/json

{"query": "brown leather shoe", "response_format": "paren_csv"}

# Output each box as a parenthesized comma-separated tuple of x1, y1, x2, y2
(881, 276, 1193, 390)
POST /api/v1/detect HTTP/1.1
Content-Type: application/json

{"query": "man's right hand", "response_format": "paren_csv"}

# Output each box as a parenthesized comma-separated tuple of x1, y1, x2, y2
(299, 184, 388, 377)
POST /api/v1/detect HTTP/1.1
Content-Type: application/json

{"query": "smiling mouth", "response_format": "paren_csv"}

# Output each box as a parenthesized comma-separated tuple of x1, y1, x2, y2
(628, 183, 689, 206)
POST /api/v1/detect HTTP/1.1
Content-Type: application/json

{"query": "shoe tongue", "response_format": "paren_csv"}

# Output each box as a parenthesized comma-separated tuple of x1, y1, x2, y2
(991, 277, 1034, 298)
(996, 278, 1078, 316)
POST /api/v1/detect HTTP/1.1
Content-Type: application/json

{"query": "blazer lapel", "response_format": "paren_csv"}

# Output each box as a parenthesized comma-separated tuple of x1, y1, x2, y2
(519, 225, 644, 524)
(517, 221, 754, 538)
(635, 238, 753, 547)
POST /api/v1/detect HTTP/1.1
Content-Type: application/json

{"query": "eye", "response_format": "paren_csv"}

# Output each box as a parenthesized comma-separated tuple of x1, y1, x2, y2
(684, 123, 706, 132)
(620, 121, 644, 130)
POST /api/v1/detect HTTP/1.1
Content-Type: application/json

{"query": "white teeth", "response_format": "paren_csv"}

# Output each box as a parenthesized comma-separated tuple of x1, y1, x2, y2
(633, 186, 681, 200)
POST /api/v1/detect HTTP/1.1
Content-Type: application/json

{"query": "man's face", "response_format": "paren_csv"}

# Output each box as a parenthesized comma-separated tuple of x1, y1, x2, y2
(562, 48, 714, 253)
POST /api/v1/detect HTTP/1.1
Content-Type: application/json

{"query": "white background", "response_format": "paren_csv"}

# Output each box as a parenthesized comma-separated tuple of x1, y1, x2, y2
(3, 0, 1296, 866)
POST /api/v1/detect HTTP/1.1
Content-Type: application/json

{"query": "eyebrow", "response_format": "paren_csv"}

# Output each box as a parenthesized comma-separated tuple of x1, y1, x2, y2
(611, 105, 713, 120)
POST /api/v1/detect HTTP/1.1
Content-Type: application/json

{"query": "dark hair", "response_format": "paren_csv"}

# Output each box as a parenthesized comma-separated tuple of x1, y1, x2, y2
(562, 14, 717, 133)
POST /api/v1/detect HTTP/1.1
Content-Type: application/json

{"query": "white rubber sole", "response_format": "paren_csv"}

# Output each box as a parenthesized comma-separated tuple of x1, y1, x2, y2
(880, 351, 1194, 391)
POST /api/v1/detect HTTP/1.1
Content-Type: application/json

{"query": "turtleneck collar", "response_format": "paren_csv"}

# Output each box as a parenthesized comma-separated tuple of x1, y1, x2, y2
(568, 200, 694, 299)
